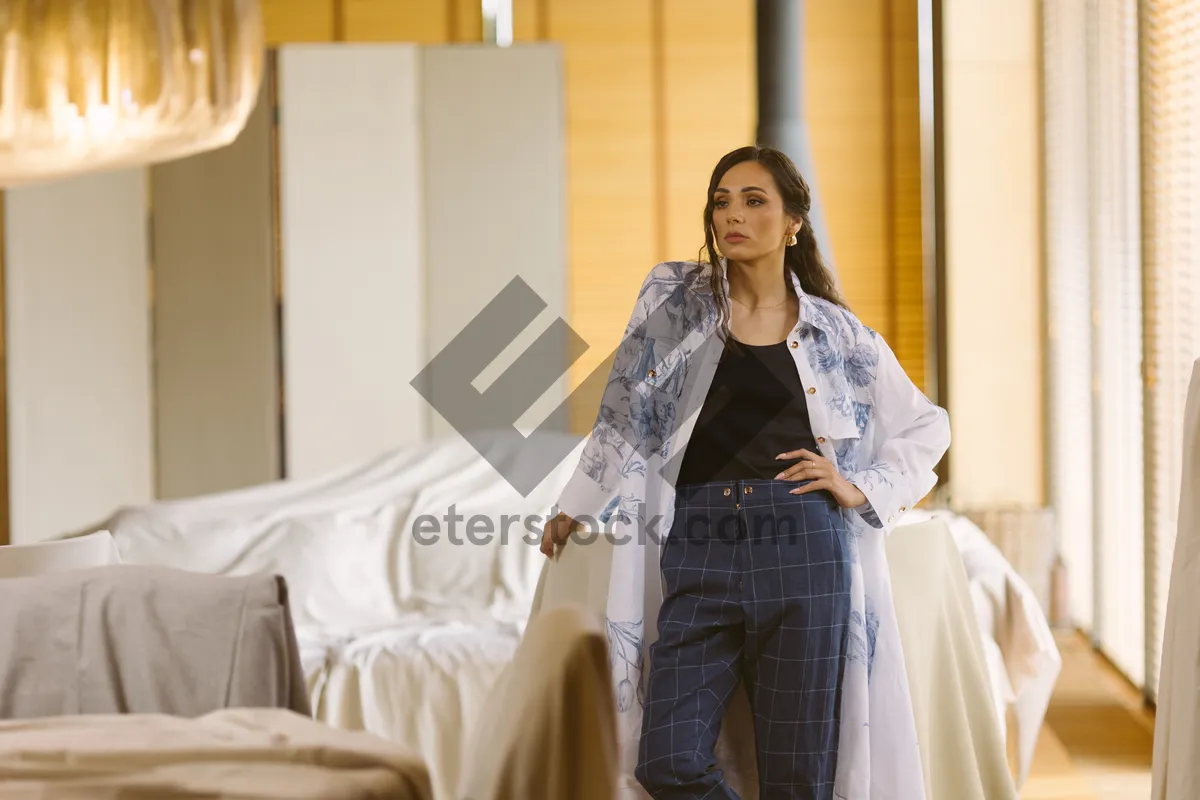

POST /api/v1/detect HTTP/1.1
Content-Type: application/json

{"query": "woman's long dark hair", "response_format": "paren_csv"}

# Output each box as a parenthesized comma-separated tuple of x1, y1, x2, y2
(701, 145, 846, 348)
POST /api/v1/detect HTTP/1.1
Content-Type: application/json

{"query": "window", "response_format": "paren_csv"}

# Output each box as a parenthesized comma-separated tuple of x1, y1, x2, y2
(1140, 0, 1200, 701)
(1044, 0, 1147, 688)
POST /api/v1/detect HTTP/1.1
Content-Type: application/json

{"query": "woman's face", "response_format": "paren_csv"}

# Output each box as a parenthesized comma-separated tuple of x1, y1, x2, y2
(711, 160, 800, 262)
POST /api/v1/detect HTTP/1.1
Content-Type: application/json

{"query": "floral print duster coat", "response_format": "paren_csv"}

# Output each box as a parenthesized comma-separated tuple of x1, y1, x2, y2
(554, 260, 951, 800)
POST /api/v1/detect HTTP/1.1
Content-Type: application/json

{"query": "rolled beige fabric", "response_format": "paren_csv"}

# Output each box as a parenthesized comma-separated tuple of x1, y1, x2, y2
(460, 603, 619, 800)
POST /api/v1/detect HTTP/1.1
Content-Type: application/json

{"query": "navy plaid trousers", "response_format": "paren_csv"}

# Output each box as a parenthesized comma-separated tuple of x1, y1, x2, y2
(635, 479, 852, 800)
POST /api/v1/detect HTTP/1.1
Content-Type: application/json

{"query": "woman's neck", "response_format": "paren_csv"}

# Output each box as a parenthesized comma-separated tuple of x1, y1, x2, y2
(727, 256, 789, 306)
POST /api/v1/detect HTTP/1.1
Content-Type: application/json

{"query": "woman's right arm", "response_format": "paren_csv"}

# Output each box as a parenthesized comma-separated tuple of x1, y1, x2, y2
(542, 264, 667, 555)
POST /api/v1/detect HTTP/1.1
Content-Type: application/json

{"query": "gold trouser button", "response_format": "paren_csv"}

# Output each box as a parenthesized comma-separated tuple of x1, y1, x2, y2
(744, 486, 753, 494)
(723, 487, 731, 496)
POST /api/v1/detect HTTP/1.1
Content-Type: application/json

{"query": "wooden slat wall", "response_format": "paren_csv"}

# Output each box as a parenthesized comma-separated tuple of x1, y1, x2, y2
(343, 1, 450, 42)
(887, 0, 926, 392)
(807, 3, 891, 340)
(259, 1, 927, 433)
(264, 0, 484, 44)
(661, 0, 757, 264)
(539, 1, 659, 432)
(513, 0, 545, 41)
(806, 0, 926, 390)
(451, 0, 484, 41)
(262, 0, 335, 44)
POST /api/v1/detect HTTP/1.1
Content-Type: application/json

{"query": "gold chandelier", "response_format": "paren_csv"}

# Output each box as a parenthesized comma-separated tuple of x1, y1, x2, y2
(0, 0, 264, 186)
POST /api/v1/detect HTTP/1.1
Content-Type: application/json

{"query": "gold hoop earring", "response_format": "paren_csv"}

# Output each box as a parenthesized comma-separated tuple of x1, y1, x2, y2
(787, 233, 798, 247)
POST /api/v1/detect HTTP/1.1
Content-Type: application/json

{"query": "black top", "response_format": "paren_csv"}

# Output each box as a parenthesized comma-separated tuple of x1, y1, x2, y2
(675, 339, 820, 485)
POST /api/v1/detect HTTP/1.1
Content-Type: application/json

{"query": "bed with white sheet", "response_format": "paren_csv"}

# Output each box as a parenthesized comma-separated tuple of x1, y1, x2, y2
(96, 432, 568, 799)
(92, 432, 1060, 798)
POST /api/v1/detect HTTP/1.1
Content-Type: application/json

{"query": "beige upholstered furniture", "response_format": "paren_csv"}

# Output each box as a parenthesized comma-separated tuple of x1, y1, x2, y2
(0, 707, 433, 799)
(0, 565, 311, 719)
(99, 433, 587, 799)
(459, 604, 620, 800)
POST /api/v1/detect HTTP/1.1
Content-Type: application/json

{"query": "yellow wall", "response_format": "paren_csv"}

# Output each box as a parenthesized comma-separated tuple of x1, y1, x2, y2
(261, 0, 483, 44)
(542, 0, 759, 431)
(527, 0, 927, 429)
(943, 0, 1044, 508)
(536, 0, 665, 433)
(260, 0, 930, 432)
(887, 0, 927, 392)
(262, 0, 336, 42)
(807, 0, 925, 391)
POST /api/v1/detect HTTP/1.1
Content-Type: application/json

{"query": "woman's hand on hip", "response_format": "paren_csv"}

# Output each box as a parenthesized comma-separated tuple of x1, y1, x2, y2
(774, 448, 868, 509)
(540, 512, 583, 559)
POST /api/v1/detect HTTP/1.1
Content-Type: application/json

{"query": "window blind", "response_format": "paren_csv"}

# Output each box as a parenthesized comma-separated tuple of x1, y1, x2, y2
(1043, 0, 1097, 632)
(1086, 0, 1146, 688)
(1139, 0, 1200, 701)
(1043, 0, 1200, 697)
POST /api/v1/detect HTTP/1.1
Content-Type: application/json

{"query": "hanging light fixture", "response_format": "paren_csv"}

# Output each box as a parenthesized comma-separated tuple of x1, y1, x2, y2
(0, 0, 264, 186)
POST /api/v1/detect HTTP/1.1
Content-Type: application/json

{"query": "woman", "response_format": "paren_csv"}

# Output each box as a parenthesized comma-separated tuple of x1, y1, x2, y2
(539, 145, 950, 800)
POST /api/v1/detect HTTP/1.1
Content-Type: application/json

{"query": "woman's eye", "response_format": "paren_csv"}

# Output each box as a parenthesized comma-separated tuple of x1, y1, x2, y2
(714, 200, 728, 208)
(747, 197, 764, 206)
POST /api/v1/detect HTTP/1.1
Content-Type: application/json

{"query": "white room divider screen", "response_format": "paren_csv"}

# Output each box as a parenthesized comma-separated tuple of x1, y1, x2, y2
(150, 79, 281, 501)
(151, 42, 567, 495)
(3, 171, 155, 544)
(418, 44, 568, 442)
(275, 45, 429, 482)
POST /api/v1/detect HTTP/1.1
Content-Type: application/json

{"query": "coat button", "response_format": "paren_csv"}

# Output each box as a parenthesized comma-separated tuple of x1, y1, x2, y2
(817, 437, 826, 444)
(807, 387, 816, 395)
(790, 341, 799, 349)
(900, 506, 907, 512)
(647, 369, 656, 378)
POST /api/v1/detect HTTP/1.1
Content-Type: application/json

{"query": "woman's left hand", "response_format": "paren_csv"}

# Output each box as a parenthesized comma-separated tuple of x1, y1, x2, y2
(774, 448, 868, 509)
